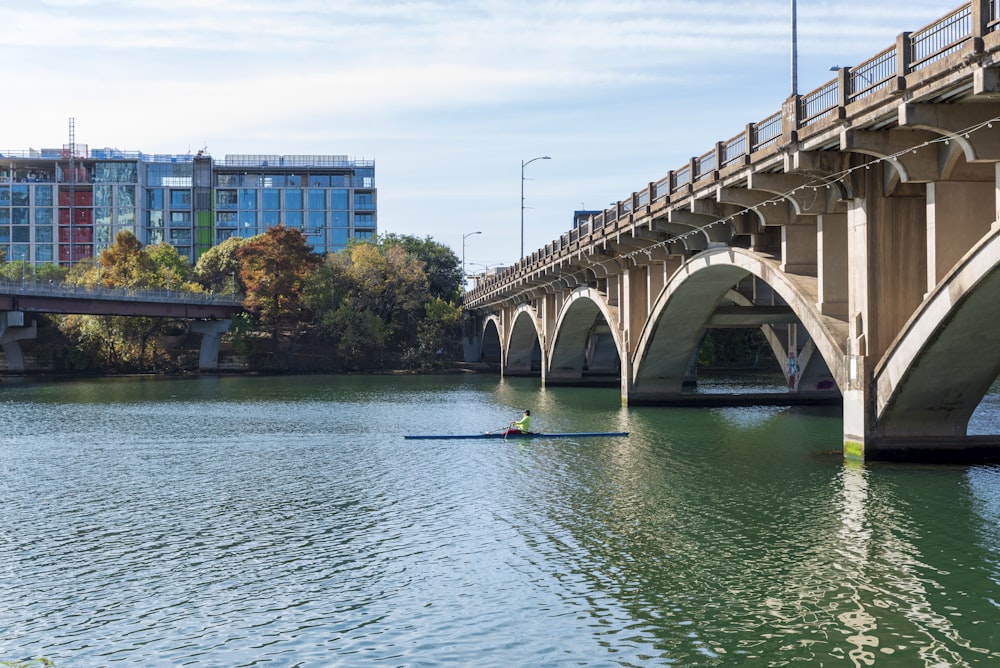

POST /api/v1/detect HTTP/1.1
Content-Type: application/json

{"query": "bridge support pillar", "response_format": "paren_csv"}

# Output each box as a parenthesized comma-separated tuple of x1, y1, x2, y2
(0, 311, 37, 373)
(191, 319, 232, 372)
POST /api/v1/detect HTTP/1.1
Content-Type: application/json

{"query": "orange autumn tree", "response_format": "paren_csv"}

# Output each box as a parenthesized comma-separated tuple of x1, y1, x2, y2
(238, 225, 321, 354)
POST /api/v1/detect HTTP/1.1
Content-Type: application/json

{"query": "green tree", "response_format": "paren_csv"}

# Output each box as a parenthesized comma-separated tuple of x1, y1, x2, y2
(308, 241, 430, 367)
(381, 233, 462, 302)
(239, 225, 321, 355)
(194, 235, 245, 295)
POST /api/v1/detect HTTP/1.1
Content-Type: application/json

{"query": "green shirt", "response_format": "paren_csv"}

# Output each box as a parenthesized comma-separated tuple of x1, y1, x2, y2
(513, 414, 531, 431)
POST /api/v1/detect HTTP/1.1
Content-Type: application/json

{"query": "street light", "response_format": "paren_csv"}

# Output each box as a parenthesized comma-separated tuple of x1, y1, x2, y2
(462, 231, 482, 287)
(521, 155, 551, 260)
(790, 0, 797, 96)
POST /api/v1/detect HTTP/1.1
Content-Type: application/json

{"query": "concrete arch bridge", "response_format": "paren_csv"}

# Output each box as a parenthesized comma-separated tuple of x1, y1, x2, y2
(463, 1, 1000, 461)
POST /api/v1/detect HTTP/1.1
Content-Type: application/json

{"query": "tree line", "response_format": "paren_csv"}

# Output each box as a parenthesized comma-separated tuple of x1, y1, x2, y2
(0, 226, 466, 374)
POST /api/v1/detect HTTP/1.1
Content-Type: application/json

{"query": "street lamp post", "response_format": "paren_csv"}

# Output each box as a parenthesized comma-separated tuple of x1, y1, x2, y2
(790, 0, 798, 96)
(521, 155, 551, 260)
(462, 231, 482, 288)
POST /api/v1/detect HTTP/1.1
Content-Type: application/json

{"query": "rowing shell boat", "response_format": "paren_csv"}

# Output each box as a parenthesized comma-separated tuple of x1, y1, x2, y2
(404, 431, 628, 440)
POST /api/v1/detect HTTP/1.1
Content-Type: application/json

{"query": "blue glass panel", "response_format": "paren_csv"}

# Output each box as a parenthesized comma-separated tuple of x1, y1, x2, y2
(170, 189, 191, 208)
(216, 190, 238, 209)
(331, 211, 348, 227)
(35, 245, 53, 262)
(239, 211, 257, 229)
(0, 187, 10, 205)
(35, 208, 52, 225)
(35, 185, 53, 206)
(12, 185, 29, 205)
(308, 211, 325, 231)
(239, 189, 257, 209)
(308, 189, 325, 210)
(331, 189, 348, 209)
(285, 211, 303, 227)
(12, 208, 29, 225)
(263, 210, 280, 227)
(354, 192, 373, 209)
(285, 189, 303, 209)
(262, 190, 280, 209)
(330, 228, 348, 247)
(12, 227, 29, 242)
(0, 228, 8, 242)
(147, 188, 164, 208)
(36, 226, 53, 242)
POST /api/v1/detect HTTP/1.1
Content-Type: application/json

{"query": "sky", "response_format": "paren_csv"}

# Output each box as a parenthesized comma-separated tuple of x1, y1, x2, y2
(0, 0, 958, 273)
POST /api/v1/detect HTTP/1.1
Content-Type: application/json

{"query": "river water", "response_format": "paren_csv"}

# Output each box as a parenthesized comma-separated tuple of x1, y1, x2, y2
(1, 373, 999, 667)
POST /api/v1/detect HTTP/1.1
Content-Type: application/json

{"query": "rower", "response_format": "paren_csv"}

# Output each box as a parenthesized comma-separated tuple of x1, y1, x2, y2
(507, 409, 531, 435)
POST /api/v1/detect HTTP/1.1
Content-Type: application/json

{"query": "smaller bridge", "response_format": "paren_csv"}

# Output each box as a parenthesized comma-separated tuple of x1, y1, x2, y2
(0, 280, 243, 372)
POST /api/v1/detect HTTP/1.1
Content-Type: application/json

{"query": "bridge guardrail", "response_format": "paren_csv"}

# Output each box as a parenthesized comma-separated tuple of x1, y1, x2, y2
(464, 0, 1000, 306)
(0, 279, 244, 307)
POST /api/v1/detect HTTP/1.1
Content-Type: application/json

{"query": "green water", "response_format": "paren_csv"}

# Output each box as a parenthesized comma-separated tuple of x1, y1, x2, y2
(1, 374, 998, 666)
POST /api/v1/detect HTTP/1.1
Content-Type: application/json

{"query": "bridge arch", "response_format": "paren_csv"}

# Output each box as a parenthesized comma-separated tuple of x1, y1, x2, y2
(629, 247, 847, 400)
(875, 228, 1000, 440)
(547, 287, 623, 384)
(479, 315, 503, 365)
(505, 305, 543, 375)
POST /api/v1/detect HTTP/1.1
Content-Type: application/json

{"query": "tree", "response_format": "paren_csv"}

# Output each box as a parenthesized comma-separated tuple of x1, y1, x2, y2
(307, 241, 430, 367)
(99, 230, 155, 288)
(238, 225, 321, 354)
(381, 233, 462, 302)
(194, 235, 245, 295)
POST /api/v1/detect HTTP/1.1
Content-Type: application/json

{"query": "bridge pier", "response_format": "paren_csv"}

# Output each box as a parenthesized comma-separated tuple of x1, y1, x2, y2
(190, 319, 232, 372)
(0, 311, 37, 373)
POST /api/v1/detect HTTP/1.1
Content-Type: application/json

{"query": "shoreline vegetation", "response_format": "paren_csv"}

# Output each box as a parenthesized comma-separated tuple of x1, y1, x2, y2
(1, 227, 468, 377)
(0, 227, 775, 379)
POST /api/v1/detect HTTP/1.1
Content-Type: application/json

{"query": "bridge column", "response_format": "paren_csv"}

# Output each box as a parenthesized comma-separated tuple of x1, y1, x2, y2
(844, 167, 928, 459)
(0, 311, 37, 373)
(190, 319, 232, 372)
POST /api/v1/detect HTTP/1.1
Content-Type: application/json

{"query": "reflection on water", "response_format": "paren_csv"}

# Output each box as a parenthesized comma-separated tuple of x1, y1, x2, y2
(0, 374, 999, 666)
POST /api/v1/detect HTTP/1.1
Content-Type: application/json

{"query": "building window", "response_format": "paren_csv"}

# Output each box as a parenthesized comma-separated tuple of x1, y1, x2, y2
(216, 190, 238, 210)
(355, 213, 374, 228)
(35, 185, 53, 206)
(285, 189, 303, 210)
(147, 188, 164, 209)
(12, 185, 29, 206)
(354, 192, 373, 210)
(170, 189, 191, 208)
(331, 189, 349, 209)
(262, 190, 280, 209)
(239, 189, 257, 209)
(308, 189, 325, 210)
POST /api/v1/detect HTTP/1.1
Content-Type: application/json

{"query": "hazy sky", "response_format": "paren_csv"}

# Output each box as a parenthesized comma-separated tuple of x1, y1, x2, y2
(0, 0, 955, 270)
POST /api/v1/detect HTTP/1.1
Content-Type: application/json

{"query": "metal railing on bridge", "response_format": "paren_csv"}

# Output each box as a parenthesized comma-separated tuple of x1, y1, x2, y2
(0, 278, 244, 307)
(466, 0, 1000, 304)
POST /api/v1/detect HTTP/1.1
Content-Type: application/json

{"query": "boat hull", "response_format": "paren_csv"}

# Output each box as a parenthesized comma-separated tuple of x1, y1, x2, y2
(404, 432, 628, 440)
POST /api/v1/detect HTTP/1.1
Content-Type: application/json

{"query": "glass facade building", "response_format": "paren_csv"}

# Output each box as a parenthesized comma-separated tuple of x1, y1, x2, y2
(0, 147, 376, 265)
